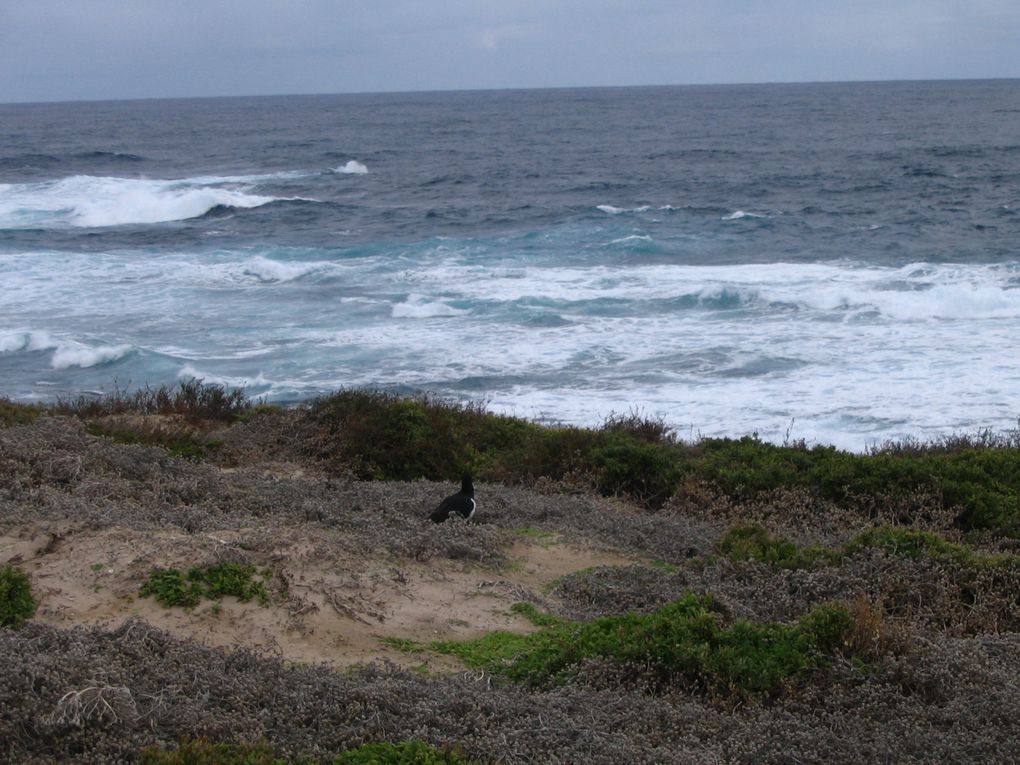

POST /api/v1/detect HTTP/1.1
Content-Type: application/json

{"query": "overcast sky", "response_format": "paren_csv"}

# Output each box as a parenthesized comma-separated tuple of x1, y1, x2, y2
(2, 0, 1019, 103)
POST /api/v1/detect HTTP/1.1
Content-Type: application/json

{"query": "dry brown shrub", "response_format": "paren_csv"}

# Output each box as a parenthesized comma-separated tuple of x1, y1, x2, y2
(843, 596, 908, 658)
(3, 619, 1020, 764)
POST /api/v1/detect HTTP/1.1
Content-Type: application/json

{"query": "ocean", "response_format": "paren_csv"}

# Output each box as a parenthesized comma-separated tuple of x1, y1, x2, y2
(1, 80, 1018, 449)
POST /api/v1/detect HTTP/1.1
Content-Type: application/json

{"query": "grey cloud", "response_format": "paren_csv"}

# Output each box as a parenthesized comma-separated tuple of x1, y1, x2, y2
(1, 0, 1018, 102)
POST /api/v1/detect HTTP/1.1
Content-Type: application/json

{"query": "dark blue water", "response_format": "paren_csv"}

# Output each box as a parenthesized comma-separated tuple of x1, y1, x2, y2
(2, 80, 1019, 447)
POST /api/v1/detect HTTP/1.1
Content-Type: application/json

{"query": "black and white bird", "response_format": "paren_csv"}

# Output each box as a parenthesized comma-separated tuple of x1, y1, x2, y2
(429, 474, 476, 523)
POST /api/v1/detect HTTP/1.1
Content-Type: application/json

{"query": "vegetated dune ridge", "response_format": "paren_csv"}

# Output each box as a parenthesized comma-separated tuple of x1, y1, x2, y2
(2, 396, 1020, 764)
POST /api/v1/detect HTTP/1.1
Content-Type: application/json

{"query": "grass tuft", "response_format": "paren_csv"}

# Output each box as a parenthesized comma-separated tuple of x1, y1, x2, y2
(140, 564, 270, 609)
(381, 637, 425, 654)
(140, 739, 478, 765)
(334, 741, 478, 764)
(509, 601, 566, 627)
(0, 564, 37, 628)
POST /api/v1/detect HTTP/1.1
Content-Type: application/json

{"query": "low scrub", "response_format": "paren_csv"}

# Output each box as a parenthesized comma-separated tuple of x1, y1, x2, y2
(55, 379, 255, 423)
(85, 422, 217, 462)
(299, 390, 1020, 533)
(0, 398, 44, 428)
(431, 594, 851, 695)
(140, 739, 477, 765)
(140, 564, 271, 609)
(720, 524, 1017, 571)
(717, 525, 836, 569)
(0, 565, 37, 628)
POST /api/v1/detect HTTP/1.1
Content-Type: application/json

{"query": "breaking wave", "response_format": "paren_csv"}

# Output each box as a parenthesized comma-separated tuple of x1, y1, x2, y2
(0, 329, 132, 369)
(392, 295, 469, 318)
(333, 160, 369, 175)
(0, 175, 287, 228)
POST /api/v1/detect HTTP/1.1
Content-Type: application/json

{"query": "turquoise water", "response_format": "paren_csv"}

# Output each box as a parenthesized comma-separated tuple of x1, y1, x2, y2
(2, 81, 1019, 448)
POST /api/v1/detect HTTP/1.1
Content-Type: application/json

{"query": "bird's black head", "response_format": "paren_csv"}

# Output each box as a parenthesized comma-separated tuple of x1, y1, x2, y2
(460, 473, 474, 495)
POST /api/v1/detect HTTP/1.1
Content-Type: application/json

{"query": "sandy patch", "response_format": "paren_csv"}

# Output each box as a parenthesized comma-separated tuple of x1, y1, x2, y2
(1, 522, 639, 670)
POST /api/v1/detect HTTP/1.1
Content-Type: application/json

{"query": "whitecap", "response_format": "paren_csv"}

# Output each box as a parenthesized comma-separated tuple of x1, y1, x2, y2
(0, 329, 59, 353)
(177, 364, 272, 389)
(0, 175, 279, 228)
(722, 210, 767, 220)
(597, 204, 650, 215)
(51, 343, 131, 369)
(239, 255, 321, 283)
(392, 295, 468, 318)
(608, 235, 654, 245)
(333, 160, 369, 175)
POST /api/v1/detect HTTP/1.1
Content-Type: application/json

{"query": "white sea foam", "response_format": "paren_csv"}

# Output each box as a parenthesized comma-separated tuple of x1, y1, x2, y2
(6, 241, 1020, 451)
(1, 327, 132, 369)
(0, 175, 279, 228)
(392, 295, 469, 318)
(608, 235, 654, 245)
(333, 161, 369, 174)
(239, 255, 323, 283)
(50, 343, 132, 369)
(597, 204, 650, 215)
(178, 365, 272, 389)
(0, 329, 59, 353)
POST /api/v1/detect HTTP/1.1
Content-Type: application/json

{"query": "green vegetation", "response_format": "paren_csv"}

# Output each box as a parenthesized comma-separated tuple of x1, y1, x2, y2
(513, 526, 555, 539)
(301, 390, 1020, 535)
(381, 636, 425, 653)
(509, 601, 566, 627)
(18, 384, 1020, 535)
(140, 740, 478, 765)
(334, 741, 478, 764)
(139, 564, 271, 609)
(85, 422, 219, 462)
(56, 379, 255, 423)
(718, 525, 837, 569)
(141, 740, 299, 765)
(0, 398, 44, 427)
(432, 594, 850, 695)
(719, 524, 1018, 570)
(844, 526, 1014, 567)
(0, 564, 37, 629)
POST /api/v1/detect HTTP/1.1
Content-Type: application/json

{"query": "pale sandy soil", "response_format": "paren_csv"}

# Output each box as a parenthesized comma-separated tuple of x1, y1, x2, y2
(1, 519, 637, 671)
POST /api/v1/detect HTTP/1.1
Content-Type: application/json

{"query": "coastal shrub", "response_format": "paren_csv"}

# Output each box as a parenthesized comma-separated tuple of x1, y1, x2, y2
(689, 438, 1020, 536)
(303, 389, 682, 505)
(303, 388, 597, 484)
(600, 410, 677, 445)
(140, 564, 270, 609)
(85, 422, 217, 461)
(717, 525, 836, 569)
(586, 433, 686, 507)
(432, 594, 852, 695)
(0, 398, 44, 427)
(300, 389, 1020, 533)
(843, 526, 1010, 567)
(720, 524, 1017, 571)
(0, 565, 37, 628)
(140, 740, 477, 765)
(55, 379, 254, 423)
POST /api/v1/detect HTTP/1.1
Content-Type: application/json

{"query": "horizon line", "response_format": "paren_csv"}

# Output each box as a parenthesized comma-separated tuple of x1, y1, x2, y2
(3, 75, 1018, 108)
